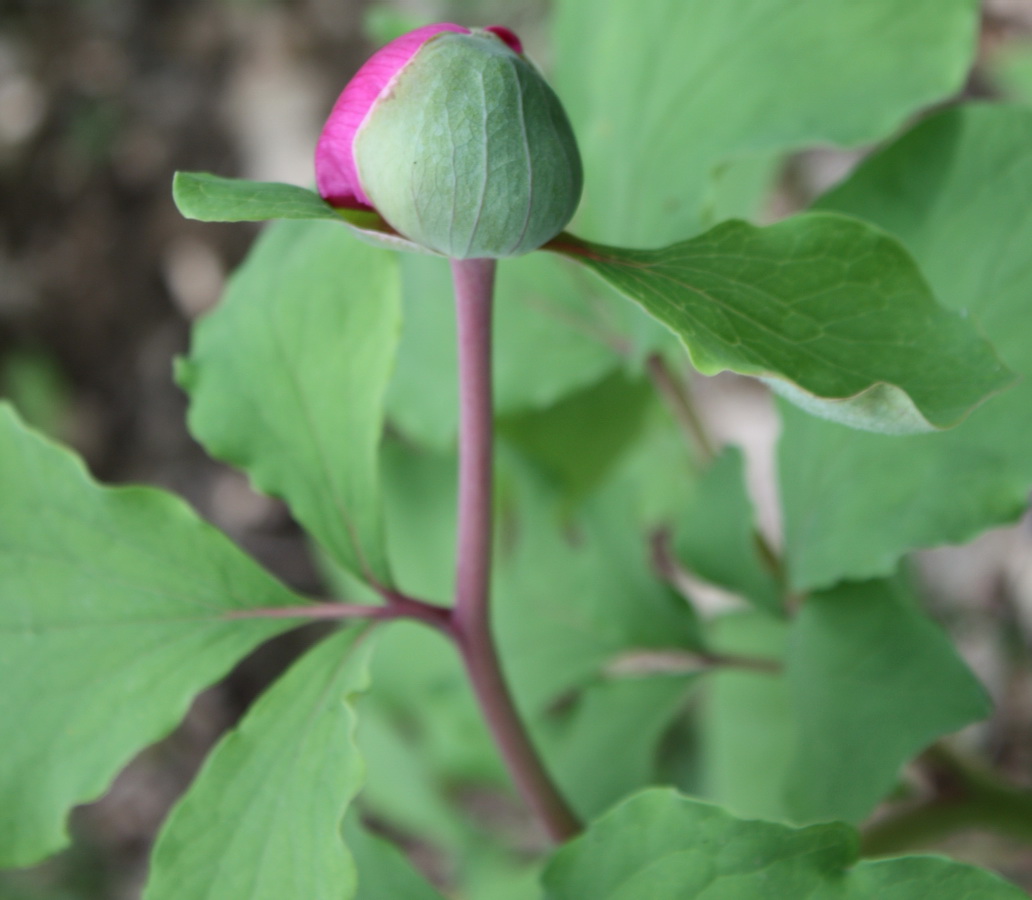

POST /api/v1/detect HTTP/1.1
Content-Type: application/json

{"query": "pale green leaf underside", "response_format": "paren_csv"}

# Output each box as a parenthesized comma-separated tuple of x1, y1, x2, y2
(543, 790, 1025, 899)
(553, 0, 979, 246)
(550, 214, 1012, 432)
(145, 629, 372, 900)
(179, 219, 399, 586)
(780, 104, 1032, 590)
(0, 404, 308, 867)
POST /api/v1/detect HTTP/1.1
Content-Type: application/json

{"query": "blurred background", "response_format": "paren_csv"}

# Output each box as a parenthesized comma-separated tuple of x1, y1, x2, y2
(3, 0, 1032, 897)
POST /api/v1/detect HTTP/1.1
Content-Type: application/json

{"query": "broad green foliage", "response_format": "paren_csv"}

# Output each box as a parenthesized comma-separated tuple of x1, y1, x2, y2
(699, 613, 793, 821)
(537, 674, 695, 820)
(785, 579, 989, 823)
(173, 172, 342, 222)
(781, 105, 1032, 589)
(700, 582, 987, 825)
(145, 630, 371, 900)
(178, 220, 399, 587)
(673, 447, 781, 613)
(496, 462, 703, 713)
(553, 0, 979, 245)
(344, 814, 447, 900)
(0, 404, 308, 867)
(551, 215, 1012, 433)
(543, 789, 1026, 899)
(387, 251, 624, 449)
(498, 370, 655, 504)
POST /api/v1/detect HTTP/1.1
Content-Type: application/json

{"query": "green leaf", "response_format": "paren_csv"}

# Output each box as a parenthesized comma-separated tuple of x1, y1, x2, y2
(0, 404, 308, 867)
(700, 581, 989, 826)
(542, 789, 1026, 899)
(699, 613, 794, 821)
(144, 629, 371, 900)
(173, 172, 431, 255)
(785, 579, 989, 823)
(538, 675, 695, 820)
(553, 0, 979, 245)
(781, 104, 1032, 589)
(673, 447, 782, 612)
(496, 461, 703, 713)
(550, 215, 1013, 432)
(387, 252, 623, 450)
(499, 370, 655, 505)
(344, 813, 447, 900)
(173, 172, 343, 222)
(178, 219, 399, 586)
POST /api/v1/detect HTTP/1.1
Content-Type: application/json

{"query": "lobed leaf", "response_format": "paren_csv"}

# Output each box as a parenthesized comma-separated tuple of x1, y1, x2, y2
(145, 629, 372, 900)
(550, 215, 1012, 432)
(0, 404, 309, 867)
(542, 789, 1025, 899)
(178, 219, 399, 587)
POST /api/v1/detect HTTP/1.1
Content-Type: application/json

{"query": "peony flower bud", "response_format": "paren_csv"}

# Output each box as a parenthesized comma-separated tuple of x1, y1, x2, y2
(315, 24, 582, 259)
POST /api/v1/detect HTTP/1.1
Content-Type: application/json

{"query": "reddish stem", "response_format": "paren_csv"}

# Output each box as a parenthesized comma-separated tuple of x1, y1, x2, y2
(449, 257, 581, 844)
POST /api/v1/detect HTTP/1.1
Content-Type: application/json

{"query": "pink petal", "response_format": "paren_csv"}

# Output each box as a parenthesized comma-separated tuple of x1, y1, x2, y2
(484, 25, 523, 55)
(315, 23, 469, 208)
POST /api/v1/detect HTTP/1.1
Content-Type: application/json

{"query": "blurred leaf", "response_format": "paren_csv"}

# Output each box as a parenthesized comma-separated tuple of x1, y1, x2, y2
(550, 215, 1013, 433)
(673, 447, 781, 612)
(380, 440, 458, 605)
(0, 349, 68, 437)
(781, 104, 1032, 589)
(173, 172, 342, 222)
(499, 369, 654, 504)
(387, 252, 623, 449)
(699, 613, 794, 821)
(179, 220, 399, 586)
(145, 629, 371, 900)
(361, 7, 427, 46)
(538, 674, 694, 820)
(496, 460, 703, 714)
(785, 579, 989, 824)
(344, 814, 447, 900)
(356, 701, 472, 851)
(700, 581, 988, 826)
(0, 404, 308, 867)
(553, 0, 979, 245)
(542, 789, 1026, 899)
(988, 42, 1032, 106)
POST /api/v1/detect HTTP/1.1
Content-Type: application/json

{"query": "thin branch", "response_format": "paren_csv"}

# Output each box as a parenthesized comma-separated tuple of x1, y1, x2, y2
(606, 648, 782, 677)
(645, 353, 717, 464)
(223, 597, 452, 632)
(449, 257, 581, 844)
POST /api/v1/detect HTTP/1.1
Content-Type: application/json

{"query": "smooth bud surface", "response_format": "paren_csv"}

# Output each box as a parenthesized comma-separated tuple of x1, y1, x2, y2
(316, 26, 583, 259)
